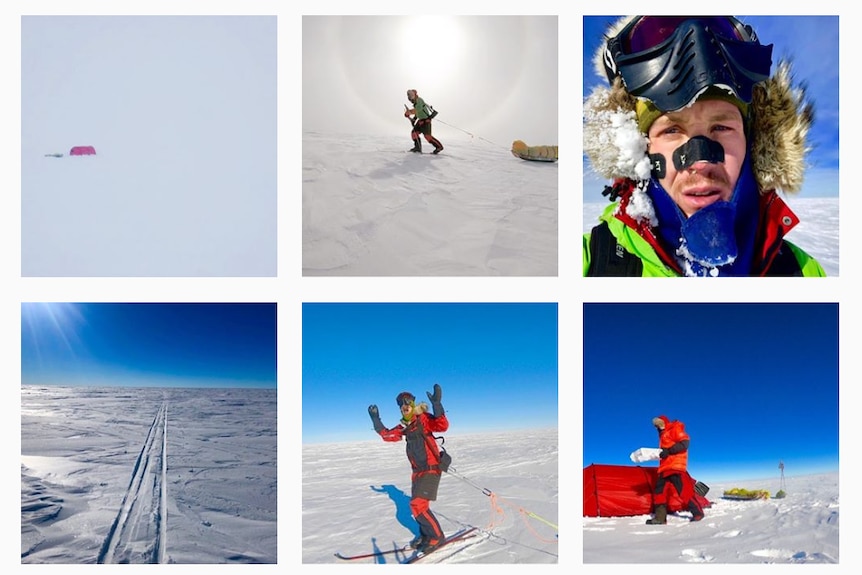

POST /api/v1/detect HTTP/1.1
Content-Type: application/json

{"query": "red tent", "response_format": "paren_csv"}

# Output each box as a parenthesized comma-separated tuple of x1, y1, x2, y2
(69, 146, 96, 156)
(583, 464, 711, 517)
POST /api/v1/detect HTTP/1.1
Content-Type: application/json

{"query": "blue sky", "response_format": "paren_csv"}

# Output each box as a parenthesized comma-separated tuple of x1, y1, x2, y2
(21, 303, 276, 388)
(583, 302, 838, 482)
(582, 16, 839, 200)
(302, 303, 558, 444)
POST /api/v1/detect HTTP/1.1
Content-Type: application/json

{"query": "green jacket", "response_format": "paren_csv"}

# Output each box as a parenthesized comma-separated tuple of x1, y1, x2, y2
(411, 96, 432, 120)
(583, 202, 826, 277)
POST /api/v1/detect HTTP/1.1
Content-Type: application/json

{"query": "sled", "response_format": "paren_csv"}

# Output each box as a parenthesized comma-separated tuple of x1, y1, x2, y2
(722, 488, 770, 500)
(511, 140, 558, 162)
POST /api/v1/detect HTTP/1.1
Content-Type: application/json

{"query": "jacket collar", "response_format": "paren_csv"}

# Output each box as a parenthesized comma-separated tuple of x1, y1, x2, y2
(608, 179, 799, 276)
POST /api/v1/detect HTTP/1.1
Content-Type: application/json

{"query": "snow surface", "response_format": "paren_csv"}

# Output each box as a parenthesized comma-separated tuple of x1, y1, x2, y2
(20, 385, 277, 564)
(21, 147, 277, 277)
(584, 471, 839, 564)
(302, 428, 559, 564)
(303, 131, 558, 276)
(584, 197, 839, 277)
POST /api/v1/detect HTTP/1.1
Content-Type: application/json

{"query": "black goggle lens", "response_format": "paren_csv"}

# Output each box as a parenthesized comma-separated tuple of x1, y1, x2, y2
(397, 394, 414, 407)
(624, 16, 747, 54)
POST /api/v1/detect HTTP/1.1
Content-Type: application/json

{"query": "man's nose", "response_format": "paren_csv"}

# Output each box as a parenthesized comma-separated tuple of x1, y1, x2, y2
(673, 135, 725, 171)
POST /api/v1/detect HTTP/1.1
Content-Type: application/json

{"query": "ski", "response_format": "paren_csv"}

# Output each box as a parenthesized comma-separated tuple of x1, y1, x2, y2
(334, 526, 478, 562)
(402, 526, 480, 564)
(334, 545, 408, 561)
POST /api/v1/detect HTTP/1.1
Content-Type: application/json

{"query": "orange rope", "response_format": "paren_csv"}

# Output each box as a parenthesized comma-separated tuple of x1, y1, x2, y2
(445, 466, 558, 544)
(483, 491, 558, 545)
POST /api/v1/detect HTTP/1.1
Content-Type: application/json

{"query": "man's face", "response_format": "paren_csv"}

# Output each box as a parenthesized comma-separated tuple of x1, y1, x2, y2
(647, 99, 747, 218)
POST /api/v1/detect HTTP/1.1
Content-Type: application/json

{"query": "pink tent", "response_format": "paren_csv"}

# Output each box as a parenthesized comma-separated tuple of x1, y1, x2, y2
(69, 146, 96, 156)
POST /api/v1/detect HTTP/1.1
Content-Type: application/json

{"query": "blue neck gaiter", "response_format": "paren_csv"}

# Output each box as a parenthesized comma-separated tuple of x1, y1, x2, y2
(647, 153, 760, 276)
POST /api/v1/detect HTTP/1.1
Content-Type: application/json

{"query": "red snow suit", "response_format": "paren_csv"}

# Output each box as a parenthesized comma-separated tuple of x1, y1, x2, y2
(379, 411, 449, 478)
(657, 416, 689, 475)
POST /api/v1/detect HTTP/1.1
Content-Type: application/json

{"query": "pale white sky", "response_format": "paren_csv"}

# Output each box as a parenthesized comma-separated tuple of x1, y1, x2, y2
(303, 15, 558, 148)
(21, 15, 277, 276)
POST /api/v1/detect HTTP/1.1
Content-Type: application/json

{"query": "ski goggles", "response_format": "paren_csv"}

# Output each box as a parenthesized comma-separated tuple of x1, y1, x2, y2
(603, 16, 773, 112)
(617, 16, 753, 54)
(396, 392, 415, 407)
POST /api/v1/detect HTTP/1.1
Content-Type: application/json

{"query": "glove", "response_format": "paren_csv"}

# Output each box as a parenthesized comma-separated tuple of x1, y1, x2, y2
(427, 384, 444, 417)
(659, 448, 669, 459)
(368, 404, 384, 433)
(404, 110, 411, 118)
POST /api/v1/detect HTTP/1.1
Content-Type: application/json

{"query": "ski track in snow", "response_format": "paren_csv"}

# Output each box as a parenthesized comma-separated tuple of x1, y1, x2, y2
(98, 402, 168, 564)
(21, 386, 277, 564)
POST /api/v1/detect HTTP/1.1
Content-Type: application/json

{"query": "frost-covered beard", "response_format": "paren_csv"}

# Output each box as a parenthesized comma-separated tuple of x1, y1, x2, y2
(647, 153, 760, 277)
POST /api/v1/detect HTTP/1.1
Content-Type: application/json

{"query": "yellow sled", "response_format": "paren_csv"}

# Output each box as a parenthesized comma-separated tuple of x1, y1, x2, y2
(511, 140, 558, 162)
(722, 487, 770, 500)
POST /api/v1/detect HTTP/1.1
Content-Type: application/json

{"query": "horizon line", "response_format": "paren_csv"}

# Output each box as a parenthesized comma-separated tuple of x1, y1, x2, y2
(303, 425, 559, 446)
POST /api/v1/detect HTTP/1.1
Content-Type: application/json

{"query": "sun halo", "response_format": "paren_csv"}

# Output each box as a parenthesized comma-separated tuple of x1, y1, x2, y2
(399, 16, 464, 95)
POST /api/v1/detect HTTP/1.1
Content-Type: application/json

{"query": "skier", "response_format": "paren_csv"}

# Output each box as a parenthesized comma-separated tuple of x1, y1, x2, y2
(646, 415, 704, 524)
(582, 16, 825, 276)
(405, 89, 444, 154)
(368, 384, 448, 553)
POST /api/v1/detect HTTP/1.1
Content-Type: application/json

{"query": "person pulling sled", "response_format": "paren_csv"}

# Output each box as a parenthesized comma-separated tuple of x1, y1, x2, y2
(368, 384, 449, 553)
(405, 89, 444, 154)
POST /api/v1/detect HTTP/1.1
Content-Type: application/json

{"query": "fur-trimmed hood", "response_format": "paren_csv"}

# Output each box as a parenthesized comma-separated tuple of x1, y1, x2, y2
(653, 415, 669, 430)
(584, 16, 814, 195)
(401, 401, 429, 423)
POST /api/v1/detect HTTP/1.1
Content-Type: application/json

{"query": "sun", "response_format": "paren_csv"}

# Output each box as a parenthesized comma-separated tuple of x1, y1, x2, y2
(21, 303, 87, 365)
(399, 16, 464, 93)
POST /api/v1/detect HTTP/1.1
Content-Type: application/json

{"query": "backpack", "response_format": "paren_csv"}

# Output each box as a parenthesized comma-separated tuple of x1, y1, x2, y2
(426, 433, 451, 472)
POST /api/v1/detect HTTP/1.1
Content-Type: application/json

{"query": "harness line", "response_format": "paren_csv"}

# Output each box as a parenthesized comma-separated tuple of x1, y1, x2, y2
(445, 465, 558, 544)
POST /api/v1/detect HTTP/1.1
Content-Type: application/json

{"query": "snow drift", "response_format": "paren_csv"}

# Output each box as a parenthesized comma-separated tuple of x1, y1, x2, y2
(302, 131, 558, 276)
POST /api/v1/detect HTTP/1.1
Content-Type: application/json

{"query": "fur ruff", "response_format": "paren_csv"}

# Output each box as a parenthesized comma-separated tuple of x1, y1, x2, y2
(584, 16, 814, 194)
(402, 401, 430, 422)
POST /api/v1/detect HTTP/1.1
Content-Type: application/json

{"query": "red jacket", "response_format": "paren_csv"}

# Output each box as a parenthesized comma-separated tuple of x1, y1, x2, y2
(379, 411, 449, 476)
(656, 415, 690, 475)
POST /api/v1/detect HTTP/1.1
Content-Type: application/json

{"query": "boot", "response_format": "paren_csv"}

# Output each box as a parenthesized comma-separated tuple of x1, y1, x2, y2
(646, 504, 667, 524)
(409, 534, 426, 549)
(417, 536, 442, 553)
(688, 500, 705, 522)
(409, 138, 422, 153)
(429, 137, 444, 154)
